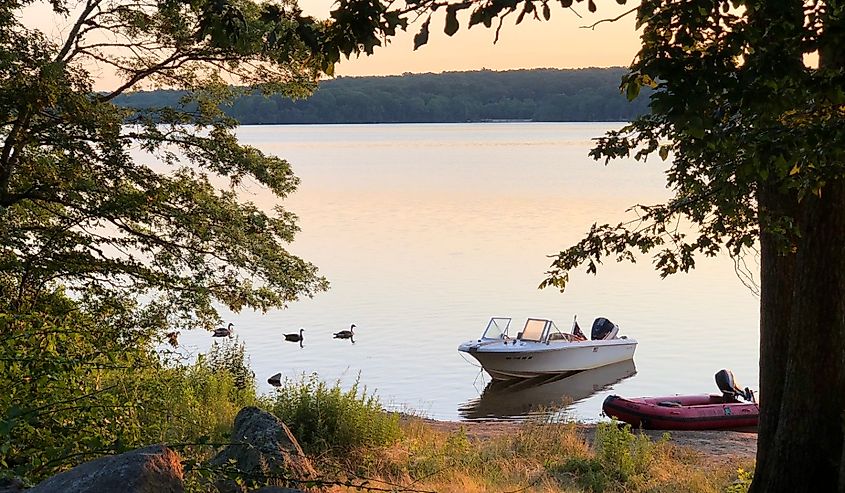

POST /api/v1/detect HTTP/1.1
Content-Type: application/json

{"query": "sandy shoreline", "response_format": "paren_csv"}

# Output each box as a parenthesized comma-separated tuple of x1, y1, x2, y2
(422, 419, 757, 463)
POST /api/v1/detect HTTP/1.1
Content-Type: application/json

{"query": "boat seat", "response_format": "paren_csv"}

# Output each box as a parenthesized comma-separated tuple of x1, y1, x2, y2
(657, 401, 683, 408)
(548, 332, 584, 342)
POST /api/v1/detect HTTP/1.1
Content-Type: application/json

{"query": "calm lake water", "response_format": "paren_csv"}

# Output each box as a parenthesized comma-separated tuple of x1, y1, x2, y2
(176, 122, 760, 422)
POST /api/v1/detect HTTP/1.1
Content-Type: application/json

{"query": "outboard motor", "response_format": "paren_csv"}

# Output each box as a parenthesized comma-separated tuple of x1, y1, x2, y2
(591, 317, 619, 340)
(715, 369, 755, 402)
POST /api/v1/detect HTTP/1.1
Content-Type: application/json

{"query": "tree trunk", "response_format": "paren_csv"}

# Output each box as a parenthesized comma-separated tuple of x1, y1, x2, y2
(750, 183, 796, 491)
(752, 180, 845, 492)
(746, 1, 806, 489)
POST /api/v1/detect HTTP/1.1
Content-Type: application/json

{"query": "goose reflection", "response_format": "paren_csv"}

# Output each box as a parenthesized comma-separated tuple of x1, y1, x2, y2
(459, 359, 637, 421)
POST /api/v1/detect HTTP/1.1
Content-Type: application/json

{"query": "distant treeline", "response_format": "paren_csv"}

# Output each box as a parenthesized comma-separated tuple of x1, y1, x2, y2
(115, 68, 650, 124)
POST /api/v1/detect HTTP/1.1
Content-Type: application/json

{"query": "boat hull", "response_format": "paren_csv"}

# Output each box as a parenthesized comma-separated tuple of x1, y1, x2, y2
(602, 394, 759, 431)
(459, 338, 637, 380)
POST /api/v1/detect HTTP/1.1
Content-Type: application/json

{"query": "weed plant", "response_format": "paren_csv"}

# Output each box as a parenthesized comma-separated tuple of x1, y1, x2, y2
(266, 372, 401, 453)
(137, 339, 258, 445)
(726, 468, 754, 493)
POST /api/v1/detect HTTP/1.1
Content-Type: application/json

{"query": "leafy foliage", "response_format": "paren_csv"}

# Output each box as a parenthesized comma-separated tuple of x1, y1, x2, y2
(267, 373, 401, 453)
(540, 1, 845, 289)
(0, 286, 256, 485)
(405, 0, 608, 47)
(0, 289, 154, 483)
(1, 0, 413, 480)
(0, 0, 440, 330)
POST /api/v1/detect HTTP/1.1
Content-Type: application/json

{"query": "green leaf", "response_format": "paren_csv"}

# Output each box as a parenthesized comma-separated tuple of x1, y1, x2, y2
(626, 80, 641, 101)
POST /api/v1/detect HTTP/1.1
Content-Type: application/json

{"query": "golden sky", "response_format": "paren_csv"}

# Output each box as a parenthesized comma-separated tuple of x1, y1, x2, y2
(319, 2, 642, 76)
(23, 0, 641, 86)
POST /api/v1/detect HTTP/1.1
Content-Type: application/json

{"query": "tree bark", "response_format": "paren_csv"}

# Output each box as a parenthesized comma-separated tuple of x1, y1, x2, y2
(750, 183, 796, 491)
(752, 179, 845, 492)
(746, 0, 803, 487)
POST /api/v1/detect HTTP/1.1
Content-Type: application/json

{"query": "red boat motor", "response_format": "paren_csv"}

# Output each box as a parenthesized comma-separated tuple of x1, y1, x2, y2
(715, 369, 755, 402)
(591, 317, 619, 340)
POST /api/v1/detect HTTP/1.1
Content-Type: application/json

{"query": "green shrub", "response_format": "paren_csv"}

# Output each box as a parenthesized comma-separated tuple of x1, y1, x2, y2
(267, 373, 401, 453)
(594, 421, 662, 482)
(554, 421, 665, 492)
(0, 289, 260, 485)
(0, 292, 160, 484)
(206, 338, 255, 392)
(135, 350, 258, 445)
(559, 456, 609, 492)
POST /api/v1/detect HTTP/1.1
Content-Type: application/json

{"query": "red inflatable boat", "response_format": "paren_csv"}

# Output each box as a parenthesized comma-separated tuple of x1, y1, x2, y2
(602, 393, 759, 430)
(602, 369, 759, 430)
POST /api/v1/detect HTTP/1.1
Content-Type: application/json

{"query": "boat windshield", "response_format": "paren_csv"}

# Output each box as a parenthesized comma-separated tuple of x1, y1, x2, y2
(482, 318, 511, 339)
(519, 319, 549, 342)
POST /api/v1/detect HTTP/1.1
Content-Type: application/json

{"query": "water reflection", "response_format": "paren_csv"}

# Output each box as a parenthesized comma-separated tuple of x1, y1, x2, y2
(459, 360, 637, 421)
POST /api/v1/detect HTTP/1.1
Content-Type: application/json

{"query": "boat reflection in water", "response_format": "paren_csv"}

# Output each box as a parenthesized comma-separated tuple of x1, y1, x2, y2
(459, 359, 637, 421)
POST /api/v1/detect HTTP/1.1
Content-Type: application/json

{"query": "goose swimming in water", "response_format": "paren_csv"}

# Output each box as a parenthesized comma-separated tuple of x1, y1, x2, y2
(213, 322, 234, 338)
(333, 324, 356, 341)
(284, 328, 304, 343)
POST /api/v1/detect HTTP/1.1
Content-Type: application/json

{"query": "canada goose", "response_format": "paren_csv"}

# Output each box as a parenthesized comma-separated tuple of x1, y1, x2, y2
(333, 324, 356, 340)
(284, 328, 304, 343)
(213, 322, 234, 338)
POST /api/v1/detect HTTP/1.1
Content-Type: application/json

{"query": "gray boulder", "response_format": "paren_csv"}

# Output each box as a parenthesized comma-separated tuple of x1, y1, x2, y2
(267, 373, 282, 387)
(28, 445, 183, 493)
(0, 478, 25, 493)
(210, 407, 314, 493)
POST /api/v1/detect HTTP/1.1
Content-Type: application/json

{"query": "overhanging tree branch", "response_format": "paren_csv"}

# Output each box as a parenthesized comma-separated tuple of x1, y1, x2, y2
(580, 6, 636, 29)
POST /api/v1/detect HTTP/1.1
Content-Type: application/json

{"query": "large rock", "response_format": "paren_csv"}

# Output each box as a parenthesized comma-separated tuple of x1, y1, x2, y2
(0, 478, 25, 493)
(210, 407, 314, 493)
(28, 445, 183, 493)
(267, 373, 282, 387)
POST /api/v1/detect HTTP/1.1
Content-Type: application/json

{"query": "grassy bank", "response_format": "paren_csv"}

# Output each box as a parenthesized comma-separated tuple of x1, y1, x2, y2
(305, 417, 753, 493)
(1, 320, 753, 492)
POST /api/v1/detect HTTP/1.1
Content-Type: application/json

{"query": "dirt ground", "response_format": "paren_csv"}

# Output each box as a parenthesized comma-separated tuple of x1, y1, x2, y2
(424, 419, 757, 463)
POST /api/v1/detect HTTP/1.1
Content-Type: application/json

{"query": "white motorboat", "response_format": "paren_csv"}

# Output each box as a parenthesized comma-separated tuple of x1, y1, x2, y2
(458, 317, 637, 380)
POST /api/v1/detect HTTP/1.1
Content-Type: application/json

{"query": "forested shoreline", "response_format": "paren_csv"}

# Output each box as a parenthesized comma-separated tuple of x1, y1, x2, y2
(115, 67, 649, 124)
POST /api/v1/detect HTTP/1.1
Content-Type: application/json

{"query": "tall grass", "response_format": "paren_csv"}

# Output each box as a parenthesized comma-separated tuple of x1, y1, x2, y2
(135, 338, 258, 445)
(265, 373, 402, 453)
(333, 417, 753, 493)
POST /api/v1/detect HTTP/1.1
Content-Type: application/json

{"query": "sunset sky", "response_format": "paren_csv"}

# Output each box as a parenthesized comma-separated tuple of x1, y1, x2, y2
(24, 0, 642, 87)
(307, 1, 642, 77)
